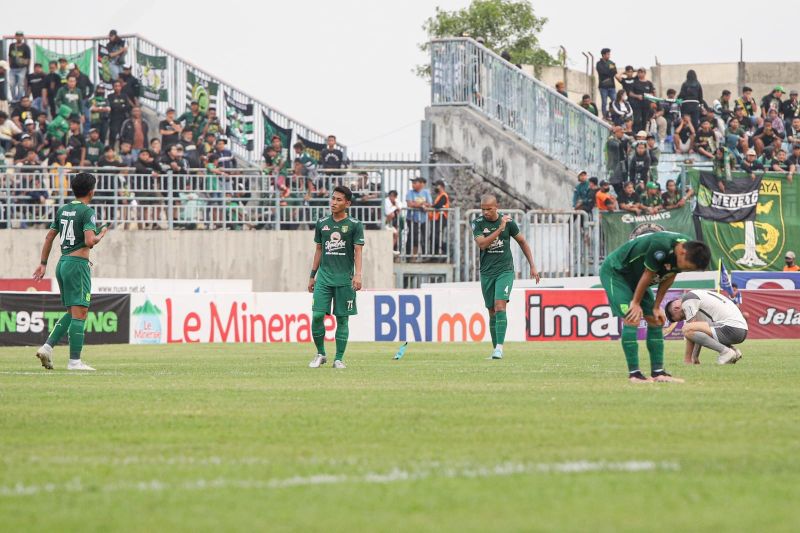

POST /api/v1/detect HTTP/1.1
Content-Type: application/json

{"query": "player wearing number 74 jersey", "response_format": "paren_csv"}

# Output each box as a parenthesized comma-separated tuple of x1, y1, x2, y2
(32, 172, 109, 371)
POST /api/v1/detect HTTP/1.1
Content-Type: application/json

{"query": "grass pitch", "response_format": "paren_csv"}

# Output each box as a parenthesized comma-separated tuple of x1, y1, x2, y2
(1, 340, 798, 532)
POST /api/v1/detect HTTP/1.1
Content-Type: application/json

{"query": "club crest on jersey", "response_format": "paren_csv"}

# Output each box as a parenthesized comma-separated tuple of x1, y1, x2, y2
(322, 225, 330, 231)
(342, 225, 349, 233)
(483, 228, 490, 234)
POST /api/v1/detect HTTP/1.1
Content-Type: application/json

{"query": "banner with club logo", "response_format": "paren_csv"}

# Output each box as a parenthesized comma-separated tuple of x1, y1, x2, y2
(35, 44, 93, 75)
(600, 204, 696, 252)
(689, 169, 800, 271)
(186, 70, 218, 114)
(296, 133, 326, 162)
(224, 91, 254, 150)
(137, 50, 169, 102)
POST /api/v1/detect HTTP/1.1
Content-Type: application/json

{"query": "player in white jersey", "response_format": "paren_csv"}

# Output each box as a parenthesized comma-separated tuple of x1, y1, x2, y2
(665, 289, 748, 365)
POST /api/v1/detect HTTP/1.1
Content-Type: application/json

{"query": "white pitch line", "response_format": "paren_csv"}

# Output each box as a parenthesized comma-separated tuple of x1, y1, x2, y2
(0, 460, 679, 497)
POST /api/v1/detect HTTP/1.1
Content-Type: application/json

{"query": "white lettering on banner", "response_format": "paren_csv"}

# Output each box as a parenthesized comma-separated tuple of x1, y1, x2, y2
(710, 191, 759, 210)
(758, 308, 800, 325)
(620, 212, 672, 224)
(526, 292, 619, 340)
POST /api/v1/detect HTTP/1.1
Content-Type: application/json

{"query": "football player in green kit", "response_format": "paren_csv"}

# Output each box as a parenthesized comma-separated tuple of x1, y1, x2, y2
(33, 172, 109, 371)
(308, 185, 364, 369)
(600, 231, 711, 383)
(471, 194, 540, 360)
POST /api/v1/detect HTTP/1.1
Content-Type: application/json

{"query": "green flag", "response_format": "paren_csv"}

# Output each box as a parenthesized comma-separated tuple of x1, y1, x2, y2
(137, 50, 168, 102)
(35, 44, 93, 75)
(601, 204, 696, 253)
(186, 70, 218, 114)
(263, 111, 292, 153)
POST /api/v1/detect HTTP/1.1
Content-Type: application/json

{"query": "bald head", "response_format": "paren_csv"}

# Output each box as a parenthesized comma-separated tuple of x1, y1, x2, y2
(480, 194, 499, 221)
(480, 194, 497, 205)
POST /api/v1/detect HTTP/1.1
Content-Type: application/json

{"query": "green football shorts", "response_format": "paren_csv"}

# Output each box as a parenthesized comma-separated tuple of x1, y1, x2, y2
(480, 271, 514, 309)
(56, 256, 92, 308)
(312, 282, 358, 316)
(599, 264, 654, 318)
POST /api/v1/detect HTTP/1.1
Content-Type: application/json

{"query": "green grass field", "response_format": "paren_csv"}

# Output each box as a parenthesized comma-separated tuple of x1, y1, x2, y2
(1, 340, 798, 532)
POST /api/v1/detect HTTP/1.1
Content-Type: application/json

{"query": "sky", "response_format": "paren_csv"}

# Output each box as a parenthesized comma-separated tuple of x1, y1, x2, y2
(5, 0, 799, 158)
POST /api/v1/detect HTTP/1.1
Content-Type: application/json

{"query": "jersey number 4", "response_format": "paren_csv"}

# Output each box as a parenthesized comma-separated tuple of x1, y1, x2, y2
(60, 219, 76, 246)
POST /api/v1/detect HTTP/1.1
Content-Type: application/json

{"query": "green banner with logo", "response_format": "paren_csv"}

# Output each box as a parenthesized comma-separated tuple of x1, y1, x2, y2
(601, 205, 696, 252)
(34, 44, 93, 75)
(137, 50, 168, 102)
(688, 168, 800, 271)
(186, 69, 218, 114)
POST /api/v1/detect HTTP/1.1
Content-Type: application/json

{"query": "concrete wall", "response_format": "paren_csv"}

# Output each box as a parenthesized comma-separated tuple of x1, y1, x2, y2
(533, 66, 596, 106)
(426, 105, 578, 209)
(0, 230, 395, 291)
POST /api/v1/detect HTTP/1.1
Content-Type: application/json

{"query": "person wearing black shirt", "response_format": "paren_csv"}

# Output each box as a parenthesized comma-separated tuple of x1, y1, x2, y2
(106, 30, 128, 80)
(753, 121, 783, 158)
(0, 61, 9, 114)
(119, 65, 140, 106)
(8, 32, 31, 103)
(771, 148, 792, 177)
(740, 149, 764, 175)
(65, 118, 86, 166)
(43, 61, 61, 118)
(781, 90, 799, 131)
(159, 108, 182, 153)
(108, 80, 131, 148)
(627, 142, 651, 186)
(694, 120, 717, 158)
(788, 144, 800, 171)
(677, 70, 704, 129)
(11, 96, 39, 129)
(26, 63, 47, 113)
(617, 181, 642, 215)
(761, 86, 784, 118)
(596, 48, 618, 119)
(133, 149, 162, 228)
(179, 129, 202, 168)
(629, 68, 655, 133)
(320, 134, 345, 171)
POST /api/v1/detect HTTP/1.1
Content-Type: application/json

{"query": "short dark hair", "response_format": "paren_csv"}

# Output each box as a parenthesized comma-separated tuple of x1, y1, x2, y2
(732, 283, 738, 289)
(588, 177, 598, 185)
(332, 185, 352, 202)
(664, 299, 681, 322)
(388, 189, 398, 196)
(0, 111, 7, 119)
(103, 146, 115, 153)
(742, 86, 752, 93)
(684, 241, 711, 270)
(293, 142, 305, 149)
(34, 63, 42, 68)
(71, 172, 96, 198)
(667, 88, 676, 96)
(601, 48, 611, 55)
(69, 117, 81, 125)
(48, 60, 57, 66)
(722, 89, 731, 97)
(327, 134, 337, 140)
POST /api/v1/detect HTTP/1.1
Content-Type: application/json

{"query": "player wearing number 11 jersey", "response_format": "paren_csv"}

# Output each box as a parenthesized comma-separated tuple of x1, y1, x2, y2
(32, 172, 109, 371)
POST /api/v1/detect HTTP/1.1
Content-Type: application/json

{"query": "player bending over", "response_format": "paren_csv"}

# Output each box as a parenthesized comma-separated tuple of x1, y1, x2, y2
(33, 172, 109, 371)
(472, 194, 540, 360)
(308, 186, 364, 369)
(599, 232, 711, 383)
(665, 290, 747, 365)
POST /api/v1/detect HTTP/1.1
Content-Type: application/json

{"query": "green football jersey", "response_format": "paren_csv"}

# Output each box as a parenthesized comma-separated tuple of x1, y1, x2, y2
(49, 200, 98, 255)
(471, 214, 520, 277)
(314, 214, 365, 286)
(604, 231, 692, 285)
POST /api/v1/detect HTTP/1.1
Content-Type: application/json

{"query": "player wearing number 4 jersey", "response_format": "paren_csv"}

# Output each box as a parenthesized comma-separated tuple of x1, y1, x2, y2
(32, 172, 109, 371)
(307, 185, 365, 369)
(471, 194, 540, 360)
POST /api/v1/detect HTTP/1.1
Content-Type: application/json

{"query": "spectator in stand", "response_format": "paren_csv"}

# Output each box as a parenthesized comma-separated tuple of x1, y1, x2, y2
(606, 126, 628, 194)
(761, 86, 784, 118)
(108, 80, 131, 148)
(293, 141, 317, 174)
(262, 145, 281, 177)
(617, 181, 641, 215)
(766, 108, 785, 138)
(596, 48, 618, 119)
(736, 86, 760, 130)
(786, 117, 800, 148)
(555, 81, 567, 98)
(7, 32, 31, 103)
(694, 119, 717, 159)
(159, 108, 182, 154)
(24, 118, 45, 155)
(120, 106, 149, 158)
(11, 96, 38, 129)
(68, 63, 94, 132)
(662, 179, 687, 210)
(595, 180, 617, 211)
(177, 101, 206, 141)
(610, 89, 632, 126)
(674, 114, 695, 154)
(201, 132, 216, 158)
(620, 65, 636, 97)
(106, 30, 128, 81)
(788, 144, 800, 175)
(97, 145, 124, 169)
(383, 189, 402, 252)
(0, 61, 9, 115)
(724, 117, 748, 158)
(663, 88, 681, 134)
(43, 61, 60, 117)
(641, 182, 663, 214)
(204, 152, 229, 229)
(320, 134, 345, 171)
(26, 63, 47, 113)
(12, 133, 36, 165)
(118, 140, 136, 167)
(85, 128, 104, 166)
(55, 76, 83, 123)
(179, 129, 202, 169)
(65, 117, 86, 166)
(784, 251, 800, 272)
(781, 90, 799, 131)
(405, 176, 432, 259)
(134, 149, 162, 229)
(0, 110, 22, 151)
(159, 143, 189, 222)
(49, 148, 71, 191)
(580, 94, 598, 116)
(628, 141, 651, 187)
(89, 85, 111, 143)
(429, 179, 450, 257)
(213, 138, 236, 169)
(740, 148, 764, 178)
(629, 68, 655, 133)
(586, 177, 599, 210)
(202, 107, 221, 138)
(573, 171, 590, 212)
(713, 90, 733, 129)
(119, 65, 140, 107)
(678, 70, 703, 129)
(150, 137, 162, 156)
(752, 120, 783, 158)
(771, 149, 793, 183)
(647, 103, 667, 142)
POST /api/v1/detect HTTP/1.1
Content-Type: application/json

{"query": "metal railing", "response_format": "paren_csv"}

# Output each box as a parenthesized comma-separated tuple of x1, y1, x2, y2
(459, 209, 600, 281)
(390, 206, 460, 265)
(1, 33, 341, 167)
(430, 38, 610, 178)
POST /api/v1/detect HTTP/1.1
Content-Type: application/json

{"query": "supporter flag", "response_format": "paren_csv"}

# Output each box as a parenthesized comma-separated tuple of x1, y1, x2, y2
(296, 133, 326, 161)
(137, 50, 168, 102)
(694, 171, 762, 222)
(97, 44, 113, 85)
(718, 260, 735, 297)
(263, 112, 293, 154)
(186, 70, 218, 114)
(35, 44, 92, 76)
(224, 91, 254, 151)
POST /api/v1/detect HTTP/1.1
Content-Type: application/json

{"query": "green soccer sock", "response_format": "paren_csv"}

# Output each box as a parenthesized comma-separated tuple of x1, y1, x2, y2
(68, 319, 86, 360)
(621, 325, 640, 373)
(489, 314, 497, 348)
(495, 311, 507, 346)
(311, 312, 326, 355)
(334, 316, 349, 361)
(46, 312, 72, 346)
(646, 325, 665, 374)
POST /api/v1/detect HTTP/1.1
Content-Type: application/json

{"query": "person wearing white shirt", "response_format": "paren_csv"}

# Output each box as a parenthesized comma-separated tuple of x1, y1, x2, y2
(665, 289, 748, 365)
(383, 189, 403, 253)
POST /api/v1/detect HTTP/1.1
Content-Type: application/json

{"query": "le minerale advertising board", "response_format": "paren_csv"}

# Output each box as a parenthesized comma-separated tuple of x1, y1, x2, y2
(0, 293, 130, 346)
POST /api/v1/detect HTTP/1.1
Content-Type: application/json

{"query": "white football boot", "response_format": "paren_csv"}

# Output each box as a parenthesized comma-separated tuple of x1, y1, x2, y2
(308, 354, 327, 368)
(67, 360, 96, 371)
(35, 344, 53, 370)
(333, 360, 346, 369)
(717, 348, 738, 365)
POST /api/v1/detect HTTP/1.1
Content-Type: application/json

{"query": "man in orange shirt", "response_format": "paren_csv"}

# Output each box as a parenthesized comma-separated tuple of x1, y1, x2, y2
(595, 180, 618, 211)
(784, 251, 800, 271)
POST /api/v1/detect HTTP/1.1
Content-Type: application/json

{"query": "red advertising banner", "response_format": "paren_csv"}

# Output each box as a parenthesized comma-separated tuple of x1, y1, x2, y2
(0, 279, 52, 292)
(740, 290, 800, 339)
